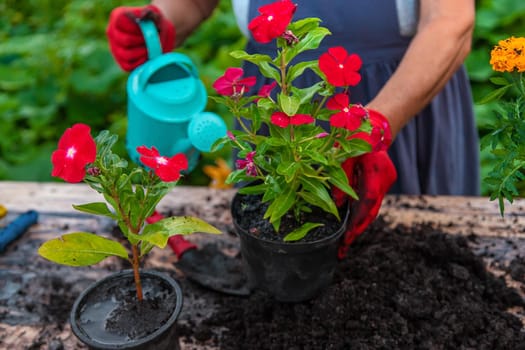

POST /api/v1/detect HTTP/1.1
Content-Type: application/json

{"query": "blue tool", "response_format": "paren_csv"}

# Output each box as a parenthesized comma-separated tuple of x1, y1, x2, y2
(0, 210, 38, 252)
(126, 20, 227, 172)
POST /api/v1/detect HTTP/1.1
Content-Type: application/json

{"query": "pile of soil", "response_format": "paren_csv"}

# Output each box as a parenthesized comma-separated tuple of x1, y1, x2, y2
(178, 217, 525, 349)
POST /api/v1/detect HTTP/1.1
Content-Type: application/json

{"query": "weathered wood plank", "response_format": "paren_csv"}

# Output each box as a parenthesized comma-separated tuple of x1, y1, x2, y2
(1, 181, 524, 349)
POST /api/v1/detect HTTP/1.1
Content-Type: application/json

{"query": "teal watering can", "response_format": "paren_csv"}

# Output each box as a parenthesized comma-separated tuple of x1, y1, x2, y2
(126, 20, 226, 172)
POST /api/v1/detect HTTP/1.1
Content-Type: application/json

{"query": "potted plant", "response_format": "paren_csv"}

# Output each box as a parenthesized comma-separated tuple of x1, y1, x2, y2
(481, 36, 525, 215)
(38, 123, 221, 349)
(211, 0, 396, 302)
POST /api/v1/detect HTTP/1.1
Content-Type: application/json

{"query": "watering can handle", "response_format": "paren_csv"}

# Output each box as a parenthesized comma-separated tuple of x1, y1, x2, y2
(137, 19, 201, 89)
(138, 20, 163, 60)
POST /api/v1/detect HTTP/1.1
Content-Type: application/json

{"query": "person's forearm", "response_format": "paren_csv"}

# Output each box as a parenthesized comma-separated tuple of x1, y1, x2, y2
(366, 0, 475, 138)
(152, 0, 219, 46)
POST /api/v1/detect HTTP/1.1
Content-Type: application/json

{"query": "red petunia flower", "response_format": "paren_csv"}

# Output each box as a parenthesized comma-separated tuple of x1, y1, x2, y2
(137, 146, 188, 182)
(248, 0, 297, 43)
(270, 111, 314, 128)
(236, 151, 257, 176)
(326, 93, 366, 131)
(51, 123, 96, 183)
(212, 67, 257, 97)
(351, 109, 393, 151)
(319, 47, 362, 87)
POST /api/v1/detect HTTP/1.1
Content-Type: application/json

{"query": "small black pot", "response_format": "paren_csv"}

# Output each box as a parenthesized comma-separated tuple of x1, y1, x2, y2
(231, 192, 349, 302)
(70, 270, 183, 350)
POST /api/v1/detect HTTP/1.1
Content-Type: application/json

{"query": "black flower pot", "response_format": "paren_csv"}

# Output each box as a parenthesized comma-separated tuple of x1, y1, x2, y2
(231, 192, 349, 302)
(70, 270, 183, 350)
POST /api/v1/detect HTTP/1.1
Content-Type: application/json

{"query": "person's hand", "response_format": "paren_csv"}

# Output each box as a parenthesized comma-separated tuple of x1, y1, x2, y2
(106, 4, 175, 71)
(333, 109, 397, 259)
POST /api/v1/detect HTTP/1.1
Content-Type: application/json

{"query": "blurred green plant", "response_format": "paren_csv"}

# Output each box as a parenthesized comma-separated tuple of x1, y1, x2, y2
(465, 0, 525, 195)
(478, 36, 525, 214)
(0, 0, 243, 184)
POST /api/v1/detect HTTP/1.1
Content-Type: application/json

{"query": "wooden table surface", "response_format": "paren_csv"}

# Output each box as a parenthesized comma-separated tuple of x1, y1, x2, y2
(1, 181, 524, 349)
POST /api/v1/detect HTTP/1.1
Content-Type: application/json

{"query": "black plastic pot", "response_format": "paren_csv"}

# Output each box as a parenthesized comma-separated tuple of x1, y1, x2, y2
(231, 192, 349, 302)
(70, 270, 183, 350)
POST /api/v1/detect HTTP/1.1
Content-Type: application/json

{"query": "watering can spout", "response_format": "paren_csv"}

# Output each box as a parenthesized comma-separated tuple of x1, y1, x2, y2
(125, 19, 226, 172)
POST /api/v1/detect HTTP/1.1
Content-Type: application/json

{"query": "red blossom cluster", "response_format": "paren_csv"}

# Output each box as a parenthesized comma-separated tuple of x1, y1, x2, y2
(212, 0, 390, 173)
(51, 124, 188, 184)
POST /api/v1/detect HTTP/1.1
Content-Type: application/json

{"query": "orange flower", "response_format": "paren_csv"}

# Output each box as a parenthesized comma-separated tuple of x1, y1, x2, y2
(489, 36, 525, 73)
(203, 158, 233, 189)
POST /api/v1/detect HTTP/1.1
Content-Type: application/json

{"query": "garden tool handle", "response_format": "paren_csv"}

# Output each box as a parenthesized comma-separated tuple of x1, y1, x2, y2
(0, 210, 38, 252)
(147, 211, 198, 259)
(168, 235, 197, 259)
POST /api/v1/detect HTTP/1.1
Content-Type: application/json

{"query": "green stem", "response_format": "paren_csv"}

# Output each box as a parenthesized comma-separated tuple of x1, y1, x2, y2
(312, 94, 330, 117)
(280, 48, 288, 94)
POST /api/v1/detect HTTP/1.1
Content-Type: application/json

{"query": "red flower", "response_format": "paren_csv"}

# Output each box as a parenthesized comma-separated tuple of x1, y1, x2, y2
(351, 109, 393, 151)
(212, 67, 257, 96)
(137, 146, 188, 182)
(51, 123, 96, 183)
(327, 93, 366, 131)
(257, 81, 278, 99)
(270, 111, 314, 128)
(248, 0, 297, 43)
(319, 47, 362, 87)
(236, 151, 257, 176)
(146, 210, 165, 224)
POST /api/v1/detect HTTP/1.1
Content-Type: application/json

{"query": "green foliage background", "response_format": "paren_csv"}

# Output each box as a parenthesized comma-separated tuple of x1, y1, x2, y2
(0, 0, 524, 193)
(0, 0, 244, 185)
(465, 0, 525, 195)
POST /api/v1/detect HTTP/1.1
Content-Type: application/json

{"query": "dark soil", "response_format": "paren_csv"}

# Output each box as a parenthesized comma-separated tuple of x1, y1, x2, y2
(102, 274, 177, 339)
(2, 212, 525, 349)
(231, 193, 348, 242)
(178, 217, 525, 349)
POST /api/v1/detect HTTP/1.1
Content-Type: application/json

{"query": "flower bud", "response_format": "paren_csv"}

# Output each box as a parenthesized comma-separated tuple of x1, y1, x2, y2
(86, 166, 101, 177)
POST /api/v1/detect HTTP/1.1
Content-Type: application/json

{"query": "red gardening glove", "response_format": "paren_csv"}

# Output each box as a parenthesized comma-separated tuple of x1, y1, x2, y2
(333, 109, 397, 259)
(106, 5, 175, 71)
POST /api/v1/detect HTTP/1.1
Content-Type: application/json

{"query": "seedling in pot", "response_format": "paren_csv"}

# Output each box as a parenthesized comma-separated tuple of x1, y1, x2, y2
(38, 124, 221, 300)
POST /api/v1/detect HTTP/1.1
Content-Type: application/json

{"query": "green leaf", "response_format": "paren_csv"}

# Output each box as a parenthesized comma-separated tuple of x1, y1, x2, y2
(300, 176, 340, 220)
(258, 61, 281, 81)
(477, 85, 512, 104)
(278, 94, 300, 116)
(489, 76, 510, 86)
(284, 26, 331, 64)
(38, 232, 128, 266)
(286, 61, 318, 85)
(338, 138, 372, 158)
(257, 97, 275, 111)
(229, 50, 272, 64)
(265, 186, 296, 225)
(264, 137, 288, 147)
(308, 151, 329, 165)
(72, 202, 117, 219)
(290, 82, 325, 106)
(139, 217, 221, 249)
(277, 161, 300, 182)
(327, 166, 358, 200)
(239, 182, 268, 195)
(283, 222, 324, 242)
(288, 17, 322, 35)
(226, 170, 252, 184)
